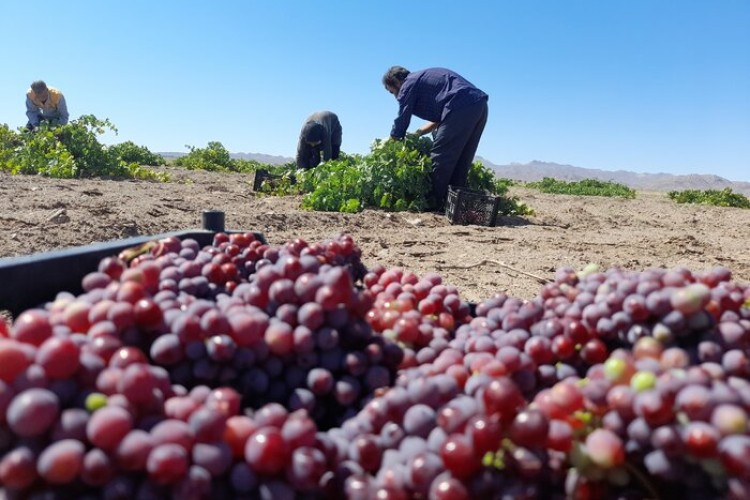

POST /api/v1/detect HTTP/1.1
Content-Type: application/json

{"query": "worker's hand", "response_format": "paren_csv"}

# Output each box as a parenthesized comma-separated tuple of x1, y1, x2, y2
(407, 131, 422, 138)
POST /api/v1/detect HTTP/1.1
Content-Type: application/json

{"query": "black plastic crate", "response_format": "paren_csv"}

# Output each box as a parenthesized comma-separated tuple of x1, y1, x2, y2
(445, 186, 501, 226)
(0, 228, 266, 317)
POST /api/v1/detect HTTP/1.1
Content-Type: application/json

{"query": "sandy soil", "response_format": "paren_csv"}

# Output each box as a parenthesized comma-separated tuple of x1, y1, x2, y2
(2, 167, 750, 304)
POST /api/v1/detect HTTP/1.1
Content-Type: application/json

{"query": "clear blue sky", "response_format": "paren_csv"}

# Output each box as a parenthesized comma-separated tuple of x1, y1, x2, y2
(2, 1, 748, 181)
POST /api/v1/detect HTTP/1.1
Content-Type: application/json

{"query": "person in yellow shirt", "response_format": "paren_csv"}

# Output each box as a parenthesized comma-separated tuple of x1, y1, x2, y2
(25, 80, 69, 131)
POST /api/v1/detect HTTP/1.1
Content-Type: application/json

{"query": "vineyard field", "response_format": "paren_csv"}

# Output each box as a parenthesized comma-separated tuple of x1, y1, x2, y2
(1, 166, 749, 303)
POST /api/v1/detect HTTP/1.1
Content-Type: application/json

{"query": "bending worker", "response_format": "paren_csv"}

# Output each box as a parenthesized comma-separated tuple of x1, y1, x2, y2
(296, 111, 342, 169)
(26, 80, 69, 131)
(383, 66, 488, 212)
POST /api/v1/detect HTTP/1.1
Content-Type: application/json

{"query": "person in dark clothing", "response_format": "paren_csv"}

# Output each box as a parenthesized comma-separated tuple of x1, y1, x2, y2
(383, 66, 489, 211)
(296, 111, 342, 169)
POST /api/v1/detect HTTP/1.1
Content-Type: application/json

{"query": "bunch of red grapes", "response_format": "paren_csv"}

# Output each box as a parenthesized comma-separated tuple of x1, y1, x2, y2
(1, 233, 750, 499)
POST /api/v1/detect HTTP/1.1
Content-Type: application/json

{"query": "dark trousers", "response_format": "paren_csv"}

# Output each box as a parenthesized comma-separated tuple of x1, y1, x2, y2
(429, 98, 489, 209)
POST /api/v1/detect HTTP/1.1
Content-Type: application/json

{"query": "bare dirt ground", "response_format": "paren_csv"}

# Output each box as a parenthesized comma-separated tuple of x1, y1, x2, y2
(2, 167, 750, 304)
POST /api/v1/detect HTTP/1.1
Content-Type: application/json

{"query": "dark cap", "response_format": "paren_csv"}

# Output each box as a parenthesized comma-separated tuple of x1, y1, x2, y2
(302, 121, 325, 144)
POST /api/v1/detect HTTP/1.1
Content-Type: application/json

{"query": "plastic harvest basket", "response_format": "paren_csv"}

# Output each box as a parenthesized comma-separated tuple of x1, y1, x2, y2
(445, 186, 501, 227)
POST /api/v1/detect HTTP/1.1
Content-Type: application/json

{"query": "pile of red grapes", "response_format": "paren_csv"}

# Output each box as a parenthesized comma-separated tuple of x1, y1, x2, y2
(1, 232, 750, 499)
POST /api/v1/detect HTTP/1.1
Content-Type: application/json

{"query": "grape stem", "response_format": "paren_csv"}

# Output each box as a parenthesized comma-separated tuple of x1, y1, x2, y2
(624, 461, 662, 500)
(436, 259, 551, 284)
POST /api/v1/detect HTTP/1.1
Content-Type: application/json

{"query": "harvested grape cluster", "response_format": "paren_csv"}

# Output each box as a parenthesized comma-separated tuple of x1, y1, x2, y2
(1, 234, 749, 499)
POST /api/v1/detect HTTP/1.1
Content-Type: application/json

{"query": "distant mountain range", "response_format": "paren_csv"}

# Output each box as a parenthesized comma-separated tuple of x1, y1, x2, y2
(477, 158, 750, 196)
(159, 151, 750, 195)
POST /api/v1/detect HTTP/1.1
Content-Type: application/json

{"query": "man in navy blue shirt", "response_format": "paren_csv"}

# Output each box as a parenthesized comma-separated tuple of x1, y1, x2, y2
(383, 66, 489, 211)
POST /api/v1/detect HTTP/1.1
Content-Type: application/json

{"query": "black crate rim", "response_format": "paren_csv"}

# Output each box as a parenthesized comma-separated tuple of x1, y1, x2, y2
(0, 229, 266, 317)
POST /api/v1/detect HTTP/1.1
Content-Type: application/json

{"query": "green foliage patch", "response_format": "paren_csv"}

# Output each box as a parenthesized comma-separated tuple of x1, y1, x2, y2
(0, 115, 168, 181)
(668, 188, 750, 208)
(527, 177, 636, 199)
(173, 141, 266, 173)
(257, 136, 533, 216)
(108, 141, 166, 166)
(1, 118, 535, 217)
(173, 141, 235, 171)
(299, 137, 433, 213)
